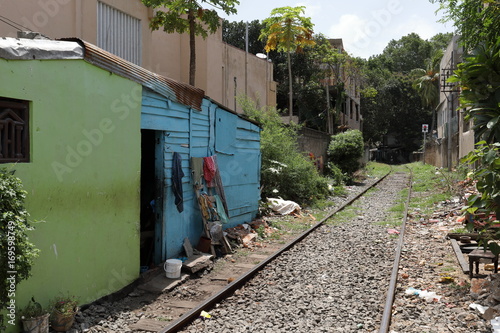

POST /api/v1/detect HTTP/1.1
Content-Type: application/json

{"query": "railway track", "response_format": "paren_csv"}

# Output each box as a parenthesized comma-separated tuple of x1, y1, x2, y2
(158, 169, 412, 333)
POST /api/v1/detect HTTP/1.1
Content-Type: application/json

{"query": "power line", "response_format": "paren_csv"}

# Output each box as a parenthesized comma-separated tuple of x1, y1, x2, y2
(0, 15, 33, 32)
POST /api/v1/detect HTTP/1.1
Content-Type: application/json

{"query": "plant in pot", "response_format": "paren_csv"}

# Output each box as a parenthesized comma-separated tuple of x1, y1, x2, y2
(49, 295, 79, 332)
(19, 297, 49, 333)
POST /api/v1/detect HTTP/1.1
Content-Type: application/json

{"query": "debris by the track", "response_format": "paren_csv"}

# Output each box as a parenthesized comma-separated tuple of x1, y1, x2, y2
(267, 197, 301, 215)
(405, 287, 442, 302)
(469, 303, 488, 314)
(183, 254, 213, 274)
(438, 276, 454, 283)
(491, 316, 500, 332)
(387, 229, 400, 234)
(129, 318, 166, 332)
(200, 310, 212, 319)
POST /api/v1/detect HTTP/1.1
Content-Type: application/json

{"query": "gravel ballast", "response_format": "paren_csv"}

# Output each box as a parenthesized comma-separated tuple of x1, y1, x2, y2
(73, 170, 492, 333)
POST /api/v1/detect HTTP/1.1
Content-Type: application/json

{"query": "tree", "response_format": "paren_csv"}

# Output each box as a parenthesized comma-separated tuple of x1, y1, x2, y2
(142, 0, 239, 86)
(431, 0, 500, 50)
(239, 97, 329, 205)
(410, 49, 444, 132)
(429, 32, 454, 51)
(328, 130, 364, 182)
(222, 20, 266, 55)
(259, 6, 315, 121)
(378, 33, 433, 73)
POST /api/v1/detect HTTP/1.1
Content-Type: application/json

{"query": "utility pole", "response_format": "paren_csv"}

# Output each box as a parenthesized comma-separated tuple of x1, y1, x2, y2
(422, 124, 428, 164)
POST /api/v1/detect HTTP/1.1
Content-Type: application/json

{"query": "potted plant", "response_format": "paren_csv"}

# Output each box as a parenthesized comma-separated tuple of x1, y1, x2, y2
(19, 297, 49, 333)
(49, 295, 79, 332)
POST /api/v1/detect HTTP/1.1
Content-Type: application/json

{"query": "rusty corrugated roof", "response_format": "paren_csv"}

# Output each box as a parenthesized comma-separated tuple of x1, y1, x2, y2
(62, 38, 204, 111)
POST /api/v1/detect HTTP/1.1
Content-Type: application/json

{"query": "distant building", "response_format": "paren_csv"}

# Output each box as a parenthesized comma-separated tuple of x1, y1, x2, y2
(425, 35, 474, 168)
(325, 39, 362, 133)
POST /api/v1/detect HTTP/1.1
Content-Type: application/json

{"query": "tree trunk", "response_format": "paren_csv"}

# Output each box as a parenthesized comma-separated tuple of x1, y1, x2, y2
(287, 51, 293, 122)
(188, 9, 196, 86)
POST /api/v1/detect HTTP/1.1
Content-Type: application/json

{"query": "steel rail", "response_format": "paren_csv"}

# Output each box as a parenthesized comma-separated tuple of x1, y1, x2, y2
(378, 168, 413, 333)
(159, 170, 392, 333)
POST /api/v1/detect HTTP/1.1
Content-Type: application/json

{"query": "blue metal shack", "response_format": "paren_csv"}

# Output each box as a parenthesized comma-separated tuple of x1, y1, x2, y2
(141, 90, 261, 262)
(75, 39, 261, 263)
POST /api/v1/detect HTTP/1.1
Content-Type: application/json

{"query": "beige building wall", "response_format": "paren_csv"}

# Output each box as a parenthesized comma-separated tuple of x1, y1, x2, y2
(0, 0, 276, 113)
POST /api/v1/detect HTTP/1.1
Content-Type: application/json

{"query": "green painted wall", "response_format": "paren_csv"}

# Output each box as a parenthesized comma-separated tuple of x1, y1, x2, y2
(0, 58, 141, 331)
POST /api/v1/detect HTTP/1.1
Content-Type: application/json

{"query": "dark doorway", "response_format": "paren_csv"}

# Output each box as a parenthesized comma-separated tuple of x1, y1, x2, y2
(140, 130, 156, 268)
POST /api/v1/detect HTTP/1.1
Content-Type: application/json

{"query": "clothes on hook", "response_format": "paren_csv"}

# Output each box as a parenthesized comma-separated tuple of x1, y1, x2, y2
(172, 152, 185, 213)
(203, 156, 216, 187)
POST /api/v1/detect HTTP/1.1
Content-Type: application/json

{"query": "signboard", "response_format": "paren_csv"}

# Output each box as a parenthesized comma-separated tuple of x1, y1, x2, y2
(422, 124, 429, 133)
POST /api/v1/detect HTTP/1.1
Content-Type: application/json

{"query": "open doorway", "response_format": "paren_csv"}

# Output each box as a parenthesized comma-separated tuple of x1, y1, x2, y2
(140, 129, 157, 268)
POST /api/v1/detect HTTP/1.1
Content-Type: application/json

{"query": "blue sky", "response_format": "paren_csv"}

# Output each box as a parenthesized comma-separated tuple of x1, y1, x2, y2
(215, 0, 454, 59)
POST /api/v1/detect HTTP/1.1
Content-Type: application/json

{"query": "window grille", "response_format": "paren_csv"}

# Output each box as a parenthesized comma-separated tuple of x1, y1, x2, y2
(0, 97, 30, 163)
(97, 1, 142, 65)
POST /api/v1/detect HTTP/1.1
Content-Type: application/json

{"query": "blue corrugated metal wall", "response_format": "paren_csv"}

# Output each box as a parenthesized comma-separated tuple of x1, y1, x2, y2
(141, 88, 260, 260)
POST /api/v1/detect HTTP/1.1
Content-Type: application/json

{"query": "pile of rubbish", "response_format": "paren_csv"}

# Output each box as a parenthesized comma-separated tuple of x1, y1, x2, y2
(224, 219, 277, 249)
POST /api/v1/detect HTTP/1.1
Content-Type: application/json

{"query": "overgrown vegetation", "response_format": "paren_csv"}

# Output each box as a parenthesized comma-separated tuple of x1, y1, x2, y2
(240, 98, 330, 205)
(327, 130, 364, 182)
(0, 169, 39, 328)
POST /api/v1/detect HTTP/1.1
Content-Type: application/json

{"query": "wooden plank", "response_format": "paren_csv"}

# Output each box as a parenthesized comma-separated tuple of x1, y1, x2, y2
(235, 263, 255, 269)
(129, 318, 166, 332)
(450, 238, 470, 274)
(166, 300, 200, 309)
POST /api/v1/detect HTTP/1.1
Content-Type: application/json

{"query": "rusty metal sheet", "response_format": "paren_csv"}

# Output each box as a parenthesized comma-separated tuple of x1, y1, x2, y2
(62, 38, 204, 111)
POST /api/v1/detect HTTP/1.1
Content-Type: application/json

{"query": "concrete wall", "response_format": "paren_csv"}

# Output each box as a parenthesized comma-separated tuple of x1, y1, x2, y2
(0, 0, 276, 113)
(432, 35, 474, 168)
(0, 58, 141, 332)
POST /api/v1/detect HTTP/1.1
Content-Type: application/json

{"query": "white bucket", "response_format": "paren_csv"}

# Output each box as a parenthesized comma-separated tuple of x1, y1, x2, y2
(164, 259, 182, 279)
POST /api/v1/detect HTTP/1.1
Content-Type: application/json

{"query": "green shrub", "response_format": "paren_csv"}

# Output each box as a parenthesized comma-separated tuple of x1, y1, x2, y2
(0, 168, 40, 328)
(327, 130, 364, 181)
(326, 162, 347, 186)
(240, 97, 330, 205)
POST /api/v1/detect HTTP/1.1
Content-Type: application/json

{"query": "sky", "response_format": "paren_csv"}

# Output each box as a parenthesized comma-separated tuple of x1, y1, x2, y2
(215, 0, 455, 59)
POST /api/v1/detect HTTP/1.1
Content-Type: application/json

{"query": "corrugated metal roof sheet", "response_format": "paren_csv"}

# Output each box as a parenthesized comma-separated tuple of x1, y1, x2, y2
(0, 37, 83, 60)
(62, 38, 204, 111)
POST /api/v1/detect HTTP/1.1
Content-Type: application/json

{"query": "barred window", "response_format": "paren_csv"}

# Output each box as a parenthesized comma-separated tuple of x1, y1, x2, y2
(0, 97, 30, 163)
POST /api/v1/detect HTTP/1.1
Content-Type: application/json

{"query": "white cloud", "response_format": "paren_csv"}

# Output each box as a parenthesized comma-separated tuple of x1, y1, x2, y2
(329, 14, 366, 41)
(329, 14, 383, 58)
(296, 1, 322, 24)
(396, 15, 439, 40)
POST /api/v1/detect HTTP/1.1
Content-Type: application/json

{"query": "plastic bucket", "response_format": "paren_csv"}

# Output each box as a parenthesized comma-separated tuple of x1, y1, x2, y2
(164, 259, 182, 279)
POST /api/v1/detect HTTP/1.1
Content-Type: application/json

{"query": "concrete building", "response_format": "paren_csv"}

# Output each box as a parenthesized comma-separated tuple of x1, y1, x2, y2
(425, 35, 474, 168)
(327, 39, 362, 133)
(0, 0, 276, 113)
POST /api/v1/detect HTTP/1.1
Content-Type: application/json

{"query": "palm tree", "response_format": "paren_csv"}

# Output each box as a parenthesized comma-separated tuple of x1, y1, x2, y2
(259, 6, 315, 121)
(142, 0, 239, 86)
(411, 50, 443, 132)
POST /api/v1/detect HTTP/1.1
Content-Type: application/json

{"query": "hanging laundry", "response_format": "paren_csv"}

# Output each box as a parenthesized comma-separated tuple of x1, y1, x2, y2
(203, 156, 216, 187)
(198, 193, 219, 222)
(190, 157, 204, 187)
(214, 195, 229, 224)
(172, 152, 185, 213)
